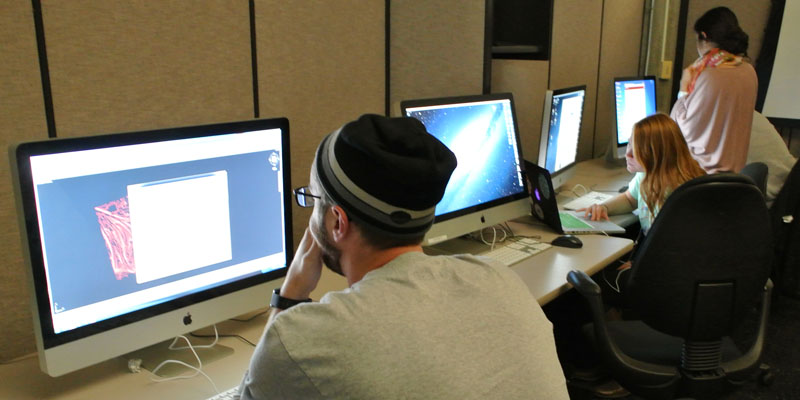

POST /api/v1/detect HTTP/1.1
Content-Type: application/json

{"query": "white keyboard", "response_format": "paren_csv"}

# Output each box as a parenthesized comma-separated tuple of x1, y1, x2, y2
(206, 386, 240, 400)
(563, 191, 614, 210)
(482, 237, 551, 266)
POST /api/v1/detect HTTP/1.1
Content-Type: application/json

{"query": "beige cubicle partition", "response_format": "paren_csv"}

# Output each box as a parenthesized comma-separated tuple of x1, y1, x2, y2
(41, 0, 255, 138)
(1, 0, 49, 363)
(549, 0, 603, 162)
(491, 59, 550, 162)
(389, 0, 486, 115)
(596, 0, 647, 157)
(255, 0, 386, 298)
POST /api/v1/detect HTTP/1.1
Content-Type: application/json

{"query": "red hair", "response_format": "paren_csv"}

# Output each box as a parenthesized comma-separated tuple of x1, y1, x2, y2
(632, 113, 706, 216)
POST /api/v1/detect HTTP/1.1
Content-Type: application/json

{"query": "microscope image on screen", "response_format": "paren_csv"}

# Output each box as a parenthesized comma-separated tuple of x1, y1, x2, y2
(94, 171, 234, 283)
(95, 196, 134, 280)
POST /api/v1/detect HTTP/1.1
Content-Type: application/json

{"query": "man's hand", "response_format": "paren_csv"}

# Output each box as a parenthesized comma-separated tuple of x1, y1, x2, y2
(280, 228, 323, 301)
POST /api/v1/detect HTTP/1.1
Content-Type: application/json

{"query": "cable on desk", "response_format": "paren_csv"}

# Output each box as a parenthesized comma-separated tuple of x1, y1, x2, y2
(568, 183, 590, 197)
(228, 308, 269, 322)
(502, 222, 516, 237)
(471, 225, 509, 250)
(190, 332, 258, 348)
(149, 325, 221, 394)
(0, 352, 36, 365)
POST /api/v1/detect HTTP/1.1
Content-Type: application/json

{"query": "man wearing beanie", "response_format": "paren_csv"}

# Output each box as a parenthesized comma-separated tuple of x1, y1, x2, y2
(237, 114, 569, 399)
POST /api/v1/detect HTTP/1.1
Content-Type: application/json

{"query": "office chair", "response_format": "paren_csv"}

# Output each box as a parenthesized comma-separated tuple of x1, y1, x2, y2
(770, 158, 800, 299)
(567, 173, 774, 400)
(740, 162, 768, 197)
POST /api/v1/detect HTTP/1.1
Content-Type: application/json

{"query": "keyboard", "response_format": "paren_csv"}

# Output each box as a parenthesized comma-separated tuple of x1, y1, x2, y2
(482, 237, 551, 266)
(562, 191, 614, 210)
(206, 386, 240, 400)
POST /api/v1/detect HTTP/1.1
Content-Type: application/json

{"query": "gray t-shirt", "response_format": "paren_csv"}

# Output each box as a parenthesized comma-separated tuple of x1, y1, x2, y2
(238, 252, 569, 399)
(747, 111, 797, 208)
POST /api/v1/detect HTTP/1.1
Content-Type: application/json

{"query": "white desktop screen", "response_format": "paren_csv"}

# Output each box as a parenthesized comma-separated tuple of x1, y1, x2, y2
(613, 76, 657, 147)
(401, 93, 530, 245)
(538, 85, 586, 189)
(11, 118, 292, 376)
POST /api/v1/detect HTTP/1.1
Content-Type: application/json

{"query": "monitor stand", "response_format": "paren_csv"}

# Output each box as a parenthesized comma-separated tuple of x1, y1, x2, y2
(123, 337, 234, 377)
(604, 138, 627, 167)
(423, 235, 493, 256)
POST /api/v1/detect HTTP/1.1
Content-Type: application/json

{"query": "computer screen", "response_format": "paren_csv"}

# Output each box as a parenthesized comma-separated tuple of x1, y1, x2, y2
(10, 118, 292, 376)
(613, 76, 657, 148)
(538, 85, 586, 189)
(401, 93, 530, 245)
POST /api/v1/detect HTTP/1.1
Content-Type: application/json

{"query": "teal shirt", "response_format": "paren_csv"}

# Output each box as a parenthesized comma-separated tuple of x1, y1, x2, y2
(628, 172, 659, 234)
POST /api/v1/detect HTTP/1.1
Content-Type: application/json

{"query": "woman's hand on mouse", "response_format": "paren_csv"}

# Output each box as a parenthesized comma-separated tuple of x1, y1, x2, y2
(577, 204, 610, 221)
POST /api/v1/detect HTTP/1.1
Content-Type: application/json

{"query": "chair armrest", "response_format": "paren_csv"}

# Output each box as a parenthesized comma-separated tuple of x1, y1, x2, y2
(566, 268, 601, 297)
(566, 270, 679, 385)
(722, 279, 773, 380)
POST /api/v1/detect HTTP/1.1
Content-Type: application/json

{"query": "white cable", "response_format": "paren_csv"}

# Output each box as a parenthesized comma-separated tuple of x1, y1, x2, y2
(477, 225, 511, 250)
(149, 331, 220, 394)
(479, 227, 498, 249)
(570, 184, 590, 197)
(169, 324, 219, 350)
(603, 267, 625, 293)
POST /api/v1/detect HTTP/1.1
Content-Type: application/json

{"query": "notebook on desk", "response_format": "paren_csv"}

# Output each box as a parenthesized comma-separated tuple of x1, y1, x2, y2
(524, 161, 626, 235)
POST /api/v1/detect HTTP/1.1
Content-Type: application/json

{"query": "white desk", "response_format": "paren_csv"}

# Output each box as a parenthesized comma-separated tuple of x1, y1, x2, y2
(425, 217, 633, 306)
(508, 217, 633, 305)
(0, 315, 265, 400)
(0, 158, 635, 399)
(557, 158, 638, 228)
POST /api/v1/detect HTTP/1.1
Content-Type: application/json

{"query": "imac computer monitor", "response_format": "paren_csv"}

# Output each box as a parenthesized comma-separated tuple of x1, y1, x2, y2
(9, 118, 293, 376)
(538, 85, 586, 190)
(613, 76, 657, 158)
(400, 93, 530, 246)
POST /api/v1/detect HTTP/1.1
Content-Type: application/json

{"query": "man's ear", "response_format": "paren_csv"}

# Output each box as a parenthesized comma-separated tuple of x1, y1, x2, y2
(329, 205, 350, 242)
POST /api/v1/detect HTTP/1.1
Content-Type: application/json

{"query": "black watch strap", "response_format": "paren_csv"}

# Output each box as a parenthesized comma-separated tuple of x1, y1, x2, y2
(270, 288, 312, 310)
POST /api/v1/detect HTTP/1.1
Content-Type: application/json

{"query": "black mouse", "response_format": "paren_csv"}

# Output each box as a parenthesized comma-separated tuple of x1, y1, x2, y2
(551, 234, 583, 249)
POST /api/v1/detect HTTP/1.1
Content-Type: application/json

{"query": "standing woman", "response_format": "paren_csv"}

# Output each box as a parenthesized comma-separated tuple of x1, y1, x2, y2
(670, 6, 757, 173)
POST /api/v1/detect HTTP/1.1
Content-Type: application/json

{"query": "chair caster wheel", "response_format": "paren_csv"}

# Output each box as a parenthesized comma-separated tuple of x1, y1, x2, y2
(758, 363, 775, 387)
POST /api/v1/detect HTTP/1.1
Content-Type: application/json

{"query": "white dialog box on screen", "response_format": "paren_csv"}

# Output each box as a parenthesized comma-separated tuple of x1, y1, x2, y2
(128, 171, 233, 284)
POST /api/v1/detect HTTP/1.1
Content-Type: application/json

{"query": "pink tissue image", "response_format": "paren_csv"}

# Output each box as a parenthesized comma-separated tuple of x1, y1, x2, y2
(95, 197, 136, 280)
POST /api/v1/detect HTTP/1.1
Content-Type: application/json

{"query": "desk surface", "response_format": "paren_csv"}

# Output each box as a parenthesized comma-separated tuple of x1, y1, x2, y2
(0, 316, 265, 400)
(0, 158, 635, 399)
(557, 157, 638, 227)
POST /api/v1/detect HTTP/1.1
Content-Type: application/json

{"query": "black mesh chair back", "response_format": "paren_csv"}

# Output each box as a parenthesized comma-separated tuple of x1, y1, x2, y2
(567, 173, 774, 399)
(626, 173, 772, 340)
(740, 161, 768, 197)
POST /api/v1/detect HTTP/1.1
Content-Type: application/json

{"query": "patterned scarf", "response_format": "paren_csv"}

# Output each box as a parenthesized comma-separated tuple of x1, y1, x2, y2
(686, 48, 743, 94)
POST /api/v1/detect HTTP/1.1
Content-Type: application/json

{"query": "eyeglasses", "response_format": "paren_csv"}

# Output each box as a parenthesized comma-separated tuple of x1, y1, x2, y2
(293, 186, 321, 208)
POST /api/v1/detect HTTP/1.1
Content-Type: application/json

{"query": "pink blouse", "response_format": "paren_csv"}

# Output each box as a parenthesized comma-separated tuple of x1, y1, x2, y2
(670, 62, 757, 173)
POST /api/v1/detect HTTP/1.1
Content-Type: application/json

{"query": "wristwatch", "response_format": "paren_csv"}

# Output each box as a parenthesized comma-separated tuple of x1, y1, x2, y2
(270, 288, 312, 310)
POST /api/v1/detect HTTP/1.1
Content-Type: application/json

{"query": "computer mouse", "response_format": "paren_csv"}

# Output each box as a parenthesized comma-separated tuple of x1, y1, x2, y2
(551, 234, 583, 249)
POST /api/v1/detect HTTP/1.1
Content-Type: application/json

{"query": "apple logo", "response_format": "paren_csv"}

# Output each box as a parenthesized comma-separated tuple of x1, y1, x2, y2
(183, 312, 193, 326)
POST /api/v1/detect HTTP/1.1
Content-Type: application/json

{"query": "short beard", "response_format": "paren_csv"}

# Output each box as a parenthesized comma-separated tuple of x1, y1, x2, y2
(312, 209, 344, 276)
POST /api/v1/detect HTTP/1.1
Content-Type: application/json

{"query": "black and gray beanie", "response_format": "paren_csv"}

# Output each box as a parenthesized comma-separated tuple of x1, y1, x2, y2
(315, 114, 457, 238)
